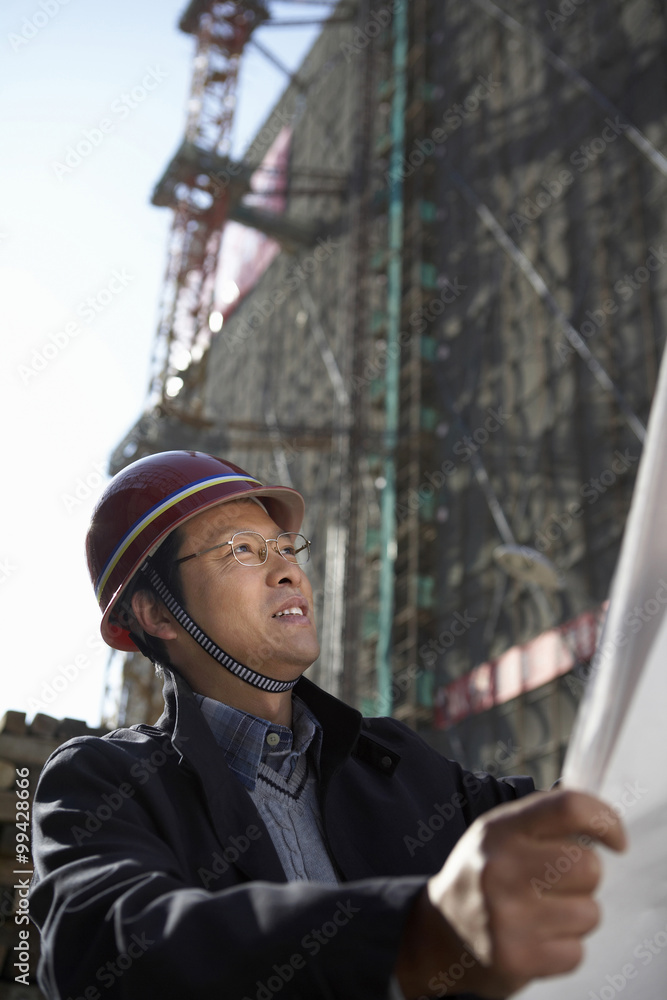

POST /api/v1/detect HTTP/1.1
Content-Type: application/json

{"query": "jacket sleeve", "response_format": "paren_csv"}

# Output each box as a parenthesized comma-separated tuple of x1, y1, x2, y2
(380, 717, 536, 825)
(30, 739, 426, 1000)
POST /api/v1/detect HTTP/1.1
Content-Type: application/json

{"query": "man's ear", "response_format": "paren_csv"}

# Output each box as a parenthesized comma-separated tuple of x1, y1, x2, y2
(130, 590, 179, 641)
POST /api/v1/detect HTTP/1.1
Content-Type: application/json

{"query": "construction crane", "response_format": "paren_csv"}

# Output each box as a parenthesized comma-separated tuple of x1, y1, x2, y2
(146, 0, 353, 415)
(146, 1, 270, 411)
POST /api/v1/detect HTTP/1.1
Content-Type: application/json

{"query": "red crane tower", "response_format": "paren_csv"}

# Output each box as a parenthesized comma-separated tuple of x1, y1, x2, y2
(148, 1, 270, 409)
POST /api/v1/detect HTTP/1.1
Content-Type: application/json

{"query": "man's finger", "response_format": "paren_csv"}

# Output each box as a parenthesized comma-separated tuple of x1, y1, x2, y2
(534, 895, 601, 939)
(493, 836, 603, 896)
(516, 937, 585, 980)
(496, 788, 628, 852)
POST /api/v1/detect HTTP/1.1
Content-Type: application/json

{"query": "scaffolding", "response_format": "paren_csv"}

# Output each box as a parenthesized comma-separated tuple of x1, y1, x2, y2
(348, 0, 438, 727)
(110, 0, 667, 768)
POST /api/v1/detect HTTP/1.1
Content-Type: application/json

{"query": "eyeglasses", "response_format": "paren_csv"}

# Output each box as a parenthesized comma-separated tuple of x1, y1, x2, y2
(174, 530, 311, 568)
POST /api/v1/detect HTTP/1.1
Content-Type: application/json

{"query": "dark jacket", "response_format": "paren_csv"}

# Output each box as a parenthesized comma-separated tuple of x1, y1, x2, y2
(30, 669, 534, 1000)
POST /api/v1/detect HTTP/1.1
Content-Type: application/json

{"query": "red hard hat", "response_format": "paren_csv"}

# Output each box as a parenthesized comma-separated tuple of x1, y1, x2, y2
(86, 450, 305, 652)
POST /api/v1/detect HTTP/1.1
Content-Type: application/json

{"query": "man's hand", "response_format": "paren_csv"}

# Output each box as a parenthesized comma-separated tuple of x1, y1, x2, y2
(396, 789, 627, 999)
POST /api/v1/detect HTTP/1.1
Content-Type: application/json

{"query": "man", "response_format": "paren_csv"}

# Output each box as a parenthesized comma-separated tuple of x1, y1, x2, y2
(30, 450, 625, 1000)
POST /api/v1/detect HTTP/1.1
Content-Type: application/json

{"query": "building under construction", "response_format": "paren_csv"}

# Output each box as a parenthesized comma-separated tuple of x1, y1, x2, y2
(110, 0, 667, 789)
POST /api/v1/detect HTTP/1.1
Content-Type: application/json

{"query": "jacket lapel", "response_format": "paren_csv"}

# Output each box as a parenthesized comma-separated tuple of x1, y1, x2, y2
(155, 669, 405, 886)
(157, 669, 287, 884)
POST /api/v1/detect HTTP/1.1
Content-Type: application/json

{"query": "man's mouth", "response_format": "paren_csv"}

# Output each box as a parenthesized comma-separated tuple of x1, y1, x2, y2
(272, 607, 305, 619)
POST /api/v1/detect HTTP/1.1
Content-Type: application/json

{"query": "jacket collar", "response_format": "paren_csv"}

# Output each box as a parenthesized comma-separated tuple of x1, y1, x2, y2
(154, 668, 404, 884)
(155, 668, 288, 882)
(154, 668, 364, 879)
(156, 667, 363, 781)
(292, 675, 363, 783)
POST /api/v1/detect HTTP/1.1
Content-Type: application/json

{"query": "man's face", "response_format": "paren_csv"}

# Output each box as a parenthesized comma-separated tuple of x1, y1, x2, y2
(173, 499, 320, 679)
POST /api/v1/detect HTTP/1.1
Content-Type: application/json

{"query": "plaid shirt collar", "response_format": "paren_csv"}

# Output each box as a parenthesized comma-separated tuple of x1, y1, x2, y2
(193, 691, 322, 791)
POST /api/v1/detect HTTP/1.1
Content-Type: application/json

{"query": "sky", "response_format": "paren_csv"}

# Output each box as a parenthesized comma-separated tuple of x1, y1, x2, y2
(1, 0, 328, 727)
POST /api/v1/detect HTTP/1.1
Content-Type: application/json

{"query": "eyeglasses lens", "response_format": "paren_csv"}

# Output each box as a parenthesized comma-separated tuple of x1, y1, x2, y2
(230, 532, 310, 566)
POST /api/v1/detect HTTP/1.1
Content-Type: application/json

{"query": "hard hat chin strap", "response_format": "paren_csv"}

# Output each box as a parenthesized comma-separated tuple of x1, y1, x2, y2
(139, 559, 301, 694)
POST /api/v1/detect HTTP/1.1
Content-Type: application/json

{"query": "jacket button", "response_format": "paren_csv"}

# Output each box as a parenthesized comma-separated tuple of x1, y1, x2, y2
(381, 755, 392, 769)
